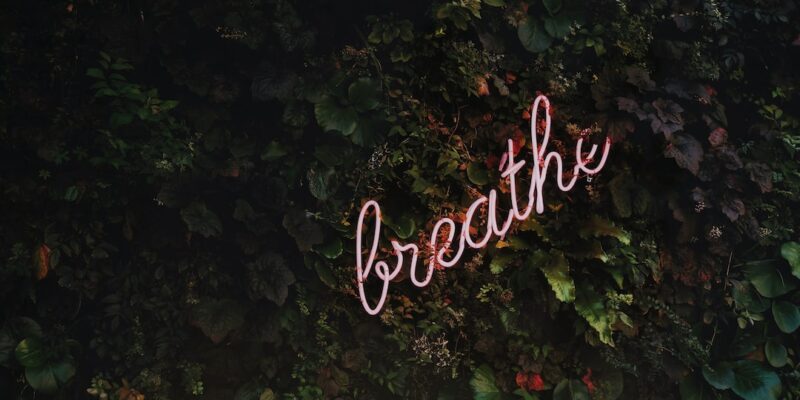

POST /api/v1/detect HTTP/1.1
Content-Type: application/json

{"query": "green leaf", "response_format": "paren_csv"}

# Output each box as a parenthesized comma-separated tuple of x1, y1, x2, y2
(730, 360, 782, 400)
(86, 67, 105, 79)
(538, 250, 575, 303)
(315, 237, 343, 259)
(190, 299, 246, 344)
(246, 253, 296, 305)
(348, 78, 381, 112)
(15, 338, 46, 368)
(765, 339, 788, 368)
(490, 251, 515, 274)
(386, 214, 417, 240)
(282, 209, 324, 252)
(542, 0, 562, 15)
(781, 241, 800, 279)
(731, 282, 771, 313)
(350, 116, 387, 147)
(518, 17, 553, 53)
(578, 215, 631, 245)
(743, 261, 797, 298)
(552, 379, 590, 400)
(467, 162, 490, 185)
(575, 284, 614, 346)
(544, 14, 572, 38)
(483, 0, 506, 6)
(181, 201, 223, 238)
(772, 300, 800, 333)
(470, 364, 503, 400)
(314, 96, 358, 135)
(702, 363, 734, 390)
(679, 375, 713, 400)
(308, 168, 337, 201)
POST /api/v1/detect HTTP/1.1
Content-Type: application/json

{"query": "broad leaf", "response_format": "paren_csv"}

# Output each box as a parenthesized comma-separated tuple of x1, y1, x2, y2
(664, 133, 703, 175)
(181, 201, 223, 238)
(780, 241, 800, 279)
(544, 15, 572, 38)
(314, 96, 358, 135)
(702, 363, 734, 390)
(543, 0, 562, 15)
(348, 78, 381, 112)
(730, 360, 781, 400)
(246, 253, 296, 305)
(772, 300, 800, 333)
(518, 17, 553, 53)
(765, 339, 788, 368)
(552, 379, 590, 400)
(283, 209, 324, 252)
(25, 360, 75, 394)
(15, 337, 46, 368)
(743, 261, 796, 298)
(467, 162, 490, 185)
(190, 299, 246, 344)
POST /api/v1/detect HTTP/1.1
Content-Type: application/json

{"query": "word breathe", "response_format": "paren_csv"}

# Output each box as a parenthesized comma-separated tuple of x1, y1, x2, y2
(355, 95, 612, 315)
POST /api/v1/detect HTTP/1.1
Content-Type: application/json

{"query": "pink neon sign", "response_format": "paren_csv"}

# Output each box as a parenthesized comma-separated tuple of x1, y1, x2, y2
(355, 95, 612, 315)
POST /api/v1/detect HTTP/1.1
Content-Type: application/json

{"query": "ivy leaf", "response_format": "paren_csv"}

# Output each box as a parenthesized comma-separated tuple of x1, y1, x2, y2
(348, 78, 381, 112)
(702, 363, 734, 390)
(780, 241, 800, 279)
(664, 134, 703, 175)
(772, 300, 800, 333)
(467, 162, 490, 185)
(730, 360, 782, 400)
(181, 202, 223, 238)
(765, 339, 788, 368)
(518, 17, 553, 53)
(537, 250, 575, 303)
(743, 261, 797, 298)
(314, 96, 358, 135)
(578, 215, 631, 245)
(470, 364, 503, 400)
(282, 209, 324, 252)
(246, 253, 296, 305)
(190, 299, 246, 344)
(624, 66, 656, 91)
(552, 379, 590, 400)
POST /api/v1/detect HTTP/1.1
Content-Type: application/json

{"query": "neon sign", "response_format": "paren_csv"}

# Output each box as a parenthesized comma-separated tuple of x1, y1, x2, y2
(355, 95, 612, 315)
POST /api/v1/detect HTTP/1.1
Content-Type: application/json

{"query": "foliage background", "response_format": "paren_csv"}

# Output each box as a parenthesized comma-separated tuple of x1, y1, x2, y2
(2, 0, 800, 399)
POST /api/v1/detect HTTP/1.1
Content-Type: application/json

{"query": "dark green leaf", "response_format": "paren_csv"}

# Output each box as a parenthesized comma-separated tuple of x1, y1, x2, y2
(181, 201, 223, 238)
(772, 300, 800, 333)
(730, 360, 781, 400)
(552, 379, 590, 400)
(518, 17, 553, 53)
(190, 299, 246, 344)
(780, 242, 800, 279)
(314, 96, 358, 135)
(467, 162, 490, 185)
(765, 339, 788, 368)
(348, 78, 381, 112)
(246, 253, 296, 305)
(702, 363, 734, 390)
(743, 261, 796, 298)
(470, 364, 503, 400)
(282, 209, 324, 252)
(15, 338, 46, 368)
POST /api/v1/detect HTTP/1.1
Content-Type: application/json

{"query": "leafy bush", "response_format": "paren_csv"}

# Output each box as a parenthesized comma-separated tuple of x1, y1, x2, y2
(2, 0, 800, 399)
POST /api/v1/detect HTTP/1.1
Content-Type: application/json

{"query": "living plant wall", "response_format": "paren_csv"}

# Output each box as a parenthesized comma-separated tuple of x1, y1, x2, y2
(2, 0, 800, 399)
